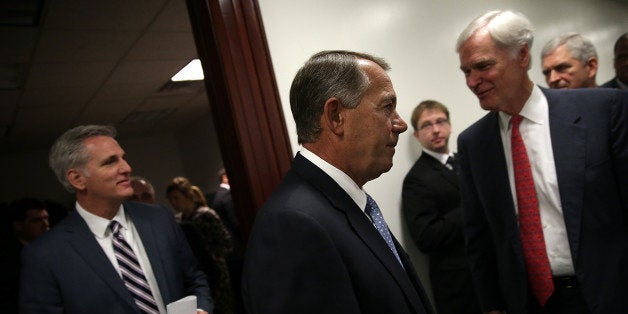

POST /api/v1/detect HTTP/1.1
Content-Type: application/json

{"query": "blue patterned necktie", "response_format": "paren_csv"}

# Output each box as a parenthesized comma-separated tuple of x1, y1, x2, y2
(110, 220, 160, 314)
(365, 194, 404, 267)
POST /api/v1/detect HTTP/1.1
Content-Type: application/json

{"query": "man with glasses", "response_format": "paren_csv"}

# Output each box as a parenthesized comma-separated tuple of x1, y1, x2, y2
(402, 100, 481, 314)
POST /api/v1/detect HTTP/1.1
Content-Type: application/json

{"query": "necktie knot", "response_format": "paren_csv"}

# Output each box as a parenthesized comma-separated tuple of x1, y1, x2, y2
(446, 155, 458, 171)
(511, 114, 523, 128)
(446, 156, 454, 165)
(110, 220, 122, 236)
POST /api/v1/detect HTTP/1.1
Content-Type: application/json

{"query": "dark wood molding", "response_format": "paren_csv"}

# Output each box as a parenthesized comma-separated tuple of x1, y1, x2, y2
(185, 0, 293, 241)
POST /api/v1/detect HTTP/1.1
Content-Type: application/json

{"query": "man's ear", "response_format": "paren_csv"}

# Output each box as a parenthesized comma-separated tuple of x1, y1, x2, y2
(519, 43, 531, 68)
(323, 97, 345, 136)
(586, 57, 599, 78)
(67, 169, 86, 191)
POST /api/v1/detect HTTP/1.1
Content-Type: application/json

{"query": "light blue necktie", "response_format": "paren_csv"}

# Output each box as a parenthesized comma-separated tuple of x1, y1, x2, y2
(365, 194, 404, 267)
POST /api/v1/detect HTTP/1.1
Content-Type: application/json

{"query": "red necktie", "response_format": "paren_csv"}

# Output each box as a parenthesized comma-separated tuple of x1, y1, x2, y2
(511, 115, 554, 306)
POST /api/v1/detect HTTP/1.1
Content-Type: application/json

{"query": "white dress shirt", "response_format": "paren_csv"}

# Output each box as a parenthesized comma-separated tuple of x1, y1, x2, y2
(421, 148, 454, 170)
(75, 202, 167, 313)
(300, 147, 369, 215)
(497, 85, 575, 276)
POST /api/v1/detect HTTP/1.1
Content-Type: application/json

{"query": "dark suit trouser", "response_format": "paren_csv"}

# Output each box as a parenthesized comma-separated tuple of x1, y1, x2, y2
(528, 277, 589, 314)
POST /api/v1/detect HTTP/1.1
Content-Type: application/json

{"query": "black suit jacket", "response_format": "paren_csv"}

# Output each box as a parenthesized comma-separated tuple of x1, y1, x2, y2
(402, 153, 480, 314)
(19, 201, 212, 313)
(242, 153, 434, 314)
(457, 87, 628, 313)
(601, 77, 621, 89)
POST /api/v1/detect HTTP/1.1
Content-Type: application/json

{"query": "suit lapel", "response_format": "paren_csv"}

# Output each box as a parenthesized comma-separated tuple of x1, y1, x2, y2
(422, 153, 458, 188)
(545, 89, 586, 263)
(292, 154, 427, 313)
(475, 113, 525, 267)
(63, 210, 137, 310)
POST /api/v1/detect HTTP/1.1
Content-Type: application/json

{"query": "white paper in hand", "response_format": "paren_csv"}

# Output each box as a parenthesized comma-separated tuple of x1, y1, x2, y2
(167, 295, 197, 314)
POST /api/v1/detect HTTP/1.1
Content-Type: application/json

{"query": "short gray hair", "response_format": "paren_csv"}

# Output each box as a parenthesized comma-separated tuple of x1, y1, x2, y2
(541, 32, 598, 64)
(49, 125, 117, 193)
(289, 50, 390, 144)
(456, 10, 534, 62)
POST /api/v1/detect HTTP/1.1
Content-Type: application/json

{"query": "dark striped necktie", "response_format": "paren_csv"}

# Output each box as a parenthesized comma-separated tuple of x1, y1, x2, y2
(110, 220, 160, 314)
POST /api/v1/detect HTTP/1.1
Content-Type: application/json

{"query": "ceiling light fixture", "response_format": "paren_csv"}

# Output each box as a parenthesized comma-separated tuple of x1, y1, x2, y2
(171, 59, 204, 81)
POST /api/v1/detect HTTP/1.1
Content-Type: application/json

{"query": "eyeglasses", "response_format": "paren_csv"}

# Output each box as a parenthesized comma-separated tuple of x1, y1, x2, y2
(418, 118, 449, 132)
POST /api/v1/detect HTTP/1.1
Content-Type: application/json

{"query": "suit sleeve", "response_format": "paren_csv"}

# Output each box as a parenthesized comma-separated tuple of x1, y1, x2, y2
(457, 135, 505, 312)
(19, 244, 64, 314)
(611, 90, 628, 222)
(242, 208, 361, 314)
(402, 170, 463, 252)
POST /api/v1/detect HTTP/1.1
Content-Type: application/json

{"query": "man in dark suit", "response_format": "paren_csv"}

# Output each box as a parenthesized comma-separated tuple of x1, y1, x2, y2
(540, 33, 599, 89)
(456, 10, 628, 314)
(601, 32, 628, 89)
(242, 50, 434, 314)
(19, 125, 213, 314)
(1, 198, 49, 313)
(402, 100, 480, 314)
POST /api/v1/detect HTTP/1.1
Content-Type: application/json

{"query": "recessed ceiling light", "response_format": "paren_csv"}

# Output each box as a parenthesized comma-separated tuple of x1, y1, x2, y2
(171, 59, 204, 81)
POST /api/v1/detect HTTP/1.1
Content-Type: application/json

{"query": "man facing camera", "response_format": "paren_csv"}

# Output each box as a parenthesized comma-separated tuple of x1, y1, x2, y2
(20, 125, 213, 314)
(601, 32, 628, 89)
(541, 32, 599, 89)
(402, 100, 480, 314)
(456, 10, 628, 314)
(243, 50, 434, 314)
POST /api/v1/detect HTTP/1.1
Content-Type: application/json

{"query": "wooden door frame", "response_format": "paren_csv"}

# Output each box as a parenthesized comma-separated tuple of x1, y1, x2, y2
(185, 0, 293, 241)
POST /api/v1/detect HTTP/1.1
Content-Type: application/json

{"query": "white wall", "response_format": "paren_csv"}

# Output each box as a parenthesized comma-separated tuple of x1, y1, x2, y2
(258, 0, 628, 300)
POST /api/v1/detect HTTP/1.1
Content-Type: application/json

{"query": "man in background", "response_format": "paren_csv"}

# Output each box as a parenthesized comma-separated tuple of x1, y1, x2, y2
(601, 32, 628, 89)
(243, 50, 434, 314)
(456, 10, 628, 314)
(402, 100, 480, 314)
(541, 33, 598, 89)
(130, 176, 156, 204)
(211, 168, 238, 239)
(20, 125, 213, 314)
(1, 197, 49, 313)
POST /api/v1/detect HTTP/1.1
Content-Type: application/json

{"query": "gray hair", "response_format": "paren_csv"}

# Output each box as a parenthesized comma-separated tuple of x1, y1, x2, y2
(49, 125, 117, 193)
(456, 10, 535, 63)
(289, 50, 390, 144)
(541, 32, 598, 63)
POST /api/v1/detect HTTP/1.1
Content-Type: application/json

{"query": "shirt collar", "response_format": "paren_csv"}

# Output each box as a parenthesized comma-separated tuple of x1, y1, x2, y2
(300, 147, 367, 210)
(75, 202, 128, 238)
(498, 84, 546, 130)
(421, 148, 452, 165)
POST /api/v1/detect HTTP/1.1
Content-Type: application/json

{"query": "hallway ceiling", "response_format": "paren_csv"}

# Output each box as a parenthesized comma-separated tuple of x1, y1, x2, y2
(0, 0, 210, 153)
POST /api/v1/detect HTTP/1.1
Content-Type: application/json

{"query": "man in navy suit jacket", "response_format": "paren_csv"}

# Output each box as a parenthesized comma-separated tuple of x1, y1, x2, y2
(242, 51, 434, 314)
(456, 10, 628, 314)
(19, 125, 213, 314)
